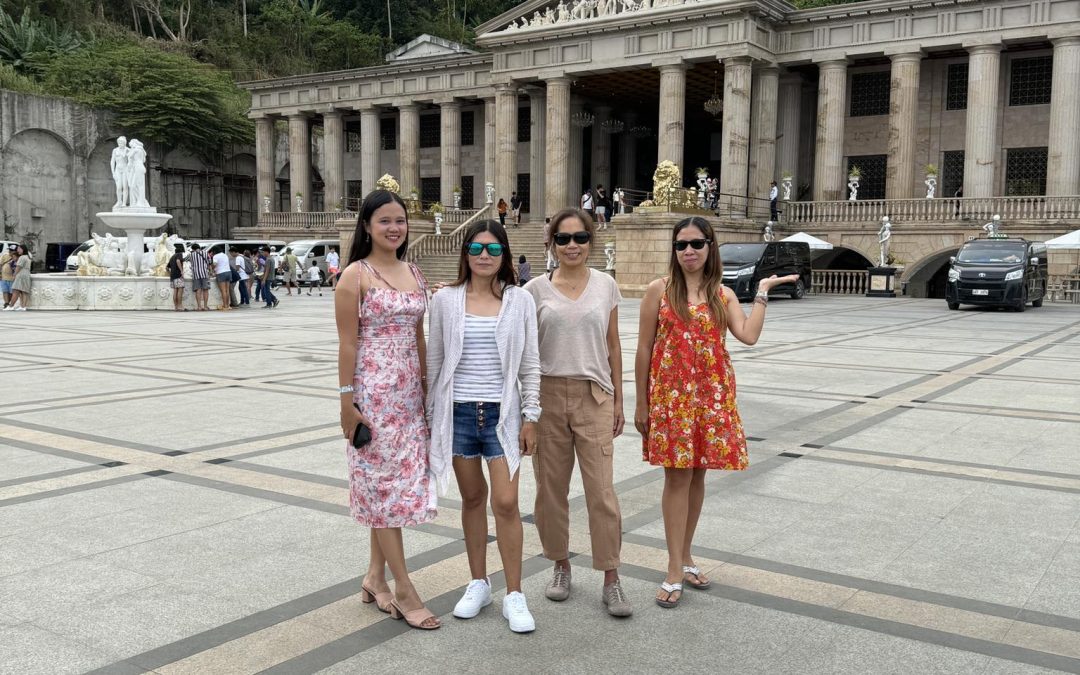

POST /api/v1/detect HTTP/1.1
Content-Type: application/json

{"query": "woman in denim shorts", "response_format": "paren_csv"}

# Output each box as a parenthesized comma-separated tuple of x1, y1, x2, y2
(426, 219, 540, 633)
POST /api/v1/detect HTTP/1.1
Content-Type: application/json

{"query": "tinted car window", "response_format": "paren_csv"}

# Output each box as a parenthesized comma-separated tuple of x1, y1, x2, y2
(312, 245, 325, 257)
(957, 242, 1026, 264)
(720, 243, 765, 265)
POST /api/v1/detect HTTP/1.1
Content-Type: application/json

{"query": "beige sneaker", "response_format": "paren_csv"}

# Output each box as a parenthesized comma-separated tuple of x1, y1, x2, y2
(603, 579, 633, 617)
(544, 566, 571, 602)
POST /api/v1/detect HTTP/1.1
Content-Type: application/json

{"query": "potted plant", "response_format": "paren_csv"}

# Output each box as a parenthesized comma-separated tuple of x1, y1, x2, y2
(848, 166, 862, 179)
(924, 164, 939, 199)
(924, 163, 938, 177)
(452, 185, 462, 209)
(695, 167, 710, 179)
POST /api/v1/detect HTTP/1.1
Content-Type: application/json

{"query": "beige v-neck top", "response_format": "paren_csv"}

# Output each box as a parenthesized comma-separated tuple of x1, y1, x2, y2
(525, 268, 622, 394)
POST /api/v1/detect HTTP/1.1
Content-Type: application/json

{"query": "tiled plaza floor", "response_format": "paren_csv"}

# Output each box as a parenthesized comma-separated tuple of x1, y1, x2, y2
(1, 294, 1079, 674)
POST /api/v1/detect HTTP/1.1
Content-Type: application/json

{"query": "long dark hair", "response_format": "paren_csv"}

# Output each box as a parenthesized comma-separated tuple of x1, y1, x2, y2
(346, 190, 409, 265)
(452, 219, 516, 298)
(667, 217, 726, 332)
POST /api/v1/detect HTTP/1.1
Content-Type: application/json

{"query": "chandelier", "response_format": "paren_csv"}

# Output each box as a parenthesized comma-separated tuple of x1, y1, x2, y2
(629, 125, 653, 139)
(571, 111, 595, 128)
(600, 118, 624, 134)
(703, 70, 724, 117)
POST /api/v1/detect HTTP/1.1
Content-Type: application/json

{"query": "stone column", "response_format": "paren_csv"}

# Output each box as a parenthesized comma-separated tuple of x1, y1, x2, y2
(617, 111, 638, 191)
(484, 96, 497, 190)
(591, 105, 613, 191)
(569, 97, 585, 201)
(813, 59, 848, 202)
(886, 52, 922, 200)
(439, 100, 462, 206)
(720, 56, 753, 204)
(963, 44, 1002, 199)
(776, 74, 801, 193)
(529, 88, 547, 220)
(359, 108, 379, 195)
(322, 110, 345, 211)
(397, 103, 420, 197)
(545, 77, 572, 218)
(288, 114, 311, 211)
(750, 65, 780, 204)
(255, 116, 275, 212)
(494, 83, 519, 205)
(657, 63, 687, 173)
(1047, 36, 1080, 196)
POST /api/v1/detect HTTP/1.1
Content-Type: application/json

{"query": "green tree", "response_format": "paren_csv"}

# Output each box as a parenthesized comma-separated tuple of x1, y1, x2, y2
(43, 41, 252, 155)
(0, 8, 82, 75)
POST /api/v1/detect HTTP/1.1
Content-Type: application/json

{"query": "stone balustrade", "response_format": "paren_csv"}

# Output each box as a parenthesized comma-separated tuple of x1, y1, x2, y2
(787, 196, 1080, 225)
(812, 269, 869, 295)
(257, 212, 356, 229)
(406, 205, 493, 264)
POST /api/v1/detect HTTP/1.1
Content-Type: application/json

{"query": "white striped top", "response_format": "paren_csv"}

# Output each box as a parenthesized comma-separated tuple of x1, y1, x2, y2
(452, 314, 503, 403)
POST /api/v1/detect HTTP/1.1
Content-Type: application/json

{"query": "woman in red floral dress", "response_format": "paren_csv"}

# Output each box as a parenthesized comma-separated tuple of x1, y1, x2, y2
(634, 216, 797, 609)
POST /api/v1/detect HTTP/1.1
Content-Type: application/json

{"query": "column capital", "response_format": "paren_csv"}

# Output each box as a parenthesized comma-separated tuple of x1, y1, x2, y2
(1051, 35, 1080, 48)
(719, 55, 753, 68)
(287, 112, 311, 121)
(493, 82, 520, 95)
(653, 58, 688, 72)
(435, 98, 463, 109)
(754, 63, 781, 75)
(544, 76, 574, 89)
(885, 49, 924, 62)
(963, 42, 1002, 55)
(813, 58, 849, 70)
(321, 109, 344, 119)
(394, 102, 420, 112)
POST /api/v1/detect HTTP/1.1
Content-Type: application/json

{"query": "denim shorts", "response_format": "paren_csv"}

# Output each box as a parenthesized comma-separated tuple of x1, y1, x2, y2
(0, 280, 11, 294)
(452, 402, 504, 461)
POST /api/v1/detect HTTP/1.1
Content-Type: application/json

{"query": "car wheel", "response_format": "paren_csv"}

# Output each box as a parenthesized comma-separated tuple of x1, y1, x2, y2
(947, 302, 959, 310)
(1032, 285, 1044, 308)
(1015, 290, 1027, 312)
(790, 279, 806, 300)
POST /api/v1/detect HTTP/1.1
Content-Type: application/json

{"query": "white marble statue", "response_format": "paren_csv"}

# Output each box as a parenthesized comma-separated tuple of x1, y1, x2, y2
(434, 211, 443, 235)
(453, 191, 461, 209)
(604, 241, 616, 271)
(557, 1, 569, 22)
(983, 214, 1002, 237)
(262, 195, 271, 213)
(533, 10, 544, 24)
(295, 194, 303, 213)
(763, 221, 776, 242)
(696, 171, 708, 208)
(111, 137, 130, 210)
(848, 176, 859, 201)
(126, 139, 149, 208)
(485, 182, 495, 205)
(544, 7, 555, 24)
(781, 176, 793, 201)
(102, 235, 128, 276)
(878, 216, 892, 267)
(925, 175, 937, 199)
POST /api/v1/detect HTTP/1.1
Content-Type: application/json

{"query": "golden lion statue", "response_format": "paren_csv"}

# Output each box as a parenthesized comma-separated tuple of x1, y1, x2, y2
(652, 160, 681, 206)
(375, 174, 401, 194)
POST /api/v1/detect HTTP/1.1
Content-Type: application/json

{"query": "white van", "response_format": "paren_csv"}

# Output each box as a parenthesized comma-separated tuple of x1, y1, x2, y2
(284, 239, 340, 285)
(192, 240, 285, 257)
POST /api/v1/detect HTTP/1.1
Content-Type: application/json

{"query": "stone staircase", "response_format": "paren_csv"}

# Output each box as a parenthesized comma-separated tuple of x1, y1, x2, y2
(414, 223, 616, 283)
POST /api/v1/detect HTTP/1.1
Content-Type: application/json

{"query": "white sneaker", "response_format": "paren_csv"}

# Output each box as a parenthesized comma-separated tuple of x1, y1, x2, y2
(502, 591, 535, 633)
(453, 578, 492, 619)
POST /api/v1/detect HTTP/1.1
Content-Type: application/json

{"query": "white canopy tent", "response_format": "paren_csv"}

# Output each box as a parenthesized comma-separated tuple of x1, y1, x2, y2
(781, 232, 834, 250)
(1045, 230, 1080, 249)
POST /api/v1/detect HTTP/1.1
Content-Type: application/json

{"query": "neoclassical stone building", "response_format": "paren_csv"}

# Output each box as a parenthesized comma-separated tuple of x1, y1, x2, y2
(244, 0, 1080, 221)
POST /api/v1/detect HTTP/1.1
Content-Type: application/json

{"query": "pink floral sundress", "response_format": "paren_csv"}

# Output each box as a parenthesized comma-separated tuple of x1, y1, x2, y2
(347, 260, 437, 528)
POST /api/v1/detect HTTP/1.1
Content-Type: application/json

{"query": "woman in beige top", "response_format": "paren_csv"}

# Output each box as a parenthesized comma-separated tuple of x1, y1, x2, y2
(5, 244, 32, 311)
(523, 207, 632, 618)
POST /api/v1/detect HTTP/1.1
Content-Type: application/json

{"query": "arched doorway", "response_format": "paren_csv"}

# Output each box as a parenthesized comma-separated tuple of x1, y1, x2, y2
(2, 129, 75, 252)
(812, 246, 875, 270)
(276, 164, 325, 212)
(905, 248, 960, 298)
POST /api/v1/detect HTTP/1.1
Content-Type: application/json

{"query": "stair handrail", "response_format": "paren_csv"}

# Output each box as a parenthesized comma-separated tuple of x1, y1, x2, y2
(406, 204, 493, 264)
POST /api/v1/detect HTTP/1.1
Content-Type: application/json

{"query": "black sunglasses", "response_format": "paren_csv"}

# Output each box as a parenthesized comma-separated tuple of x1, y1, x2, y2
(673, 239, 712, 251)
(552, 231, 592, 246)
(467, 242, 504, 257)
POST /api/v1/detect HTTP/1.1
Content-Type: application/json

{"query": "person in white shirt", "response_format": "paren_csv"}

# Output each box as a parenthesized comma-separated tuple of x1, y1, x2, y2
(580, 189, 594, 219)
(234, 249, 250, 305)
(211, 249, 233, 311)
(306, 261, 323, 296)
(769, 181, 779, 220)
(326, 247, 341, 290)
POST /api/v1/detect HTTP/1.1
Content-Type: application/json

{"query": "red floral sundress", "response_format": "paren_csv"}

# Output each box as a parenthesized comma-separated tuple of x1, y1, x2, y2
(643, 293, 748, 470)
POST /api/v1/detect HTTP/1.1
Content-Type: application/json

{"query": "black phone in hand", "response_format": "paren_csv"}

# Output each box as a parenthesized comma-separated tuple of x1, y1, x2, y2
(352, 403, 372, 448)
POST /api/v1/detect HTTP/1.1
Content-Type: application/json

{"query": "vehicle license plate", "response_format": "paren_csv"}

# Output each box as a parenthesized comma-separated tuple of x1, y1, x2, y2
(972, 289, 989, 296)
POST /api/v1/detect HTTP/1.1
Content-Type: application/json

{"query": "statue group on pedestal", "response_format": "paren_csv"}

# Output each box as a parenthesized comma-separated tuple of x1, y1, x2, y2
(77, 232, 180, 277)
(503, 0, 691, 31)
(111, 136, 150, 211)
(878, 216, 892, 267)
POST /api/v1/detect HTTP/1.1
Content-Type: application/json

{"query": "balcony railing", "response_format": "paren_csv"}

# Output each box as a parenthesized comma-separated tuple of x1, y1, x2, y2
(405, 205, 493, 264)
(787, 196, 1080, 224)
(257, 212, 356, 229)
(812, 269, 869, 295)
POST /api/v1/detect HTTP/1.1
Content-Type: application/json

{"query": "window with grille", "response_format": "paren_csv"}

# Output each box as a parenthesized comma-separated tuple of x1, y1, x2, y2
(849, 71, 890, 117)
(461, 110, 475, 146)
(419, 113, 440, 148)
(1005, 147, 1048, 195)
(420, 176, 440, 206)
(346, 131, 362, 153)
(1009, 56, 1053, 106)
(380, 117, 396, 150)
(847, 155, 887, 200)
(941, 151, 965, 198)
(946, 63, 968, 111)
(517, 106, 530, 143)
(516, 173, 530, 213)
(461, 176, 474, 209)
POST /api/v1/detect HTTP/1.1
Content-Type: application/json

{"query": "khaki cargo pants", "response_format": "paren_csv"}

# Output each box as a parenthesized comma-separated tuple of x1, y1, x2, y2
(532, 376, 622, 571)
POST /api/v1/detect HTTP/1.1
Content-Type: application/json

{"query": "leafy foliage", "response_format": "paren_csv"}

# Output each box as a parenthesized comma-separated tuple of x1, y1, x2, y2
(0, 9, 82, 74)
(0, 60, 43, 92)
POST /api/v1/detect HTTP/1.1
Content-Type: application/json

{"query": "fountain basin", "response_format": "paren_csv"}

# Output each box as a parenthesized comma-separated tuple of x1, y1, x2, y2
(29, 273, 228, 311)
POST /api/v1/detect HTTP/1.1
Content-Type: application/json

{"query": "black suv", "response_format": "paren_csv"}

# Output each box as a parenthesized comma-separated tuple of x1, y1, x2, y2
(720, 241, 812, 301)
(945, 237, 1048, 312)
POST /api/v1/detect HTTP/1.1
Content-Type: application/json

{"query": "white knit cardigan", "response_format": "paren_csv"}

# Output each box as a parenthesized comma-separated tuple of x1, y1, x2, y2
(426, 283, 541, 493)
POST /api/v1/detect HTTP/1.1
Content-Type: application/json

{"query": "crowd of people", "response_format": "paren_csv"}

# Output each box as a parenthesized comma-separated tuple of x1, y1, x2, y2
(336, 189, 794, 634)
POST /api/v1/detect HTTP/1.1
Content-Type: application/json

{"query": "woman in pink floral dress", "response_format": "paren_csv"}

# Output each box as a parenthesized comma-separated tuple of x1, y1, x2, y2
(335, 190, 440, 630)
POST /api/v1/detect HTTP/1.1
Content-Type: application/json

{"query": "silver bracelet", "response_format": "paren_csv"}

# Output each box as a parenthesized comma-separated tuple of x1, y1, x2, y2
(338, 385, 355, 394)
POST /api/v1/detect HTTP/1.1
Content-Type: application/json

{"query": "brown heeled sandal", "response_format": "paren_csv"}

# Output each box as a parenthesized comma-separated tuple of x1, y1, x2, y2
(360, 584, 393, 613)
(388, 600, 440, 630)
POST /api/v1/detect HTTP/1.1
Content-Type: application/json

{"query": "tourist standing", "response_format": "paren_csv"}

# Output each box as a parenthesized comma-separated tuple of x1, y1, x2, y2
(517, 255, 531, 286)
(188, 243, 210, 311)
(234, 247, 250, 306)
(769, 181, 779, 221)
(283, 247, 299, 296)
(168, 244, 185, 311)
(510, 192, 523, 227)
(242, 250, 255, 300)
(336, 189, 439, 630)
(524, 207, 632, 618)
(3, 244, 31, 311)
(1, 243, 15, 308)
(427, 219, 540, 633)
(497, 198, 508, 227)
(595, 185, 609, 230)
(259, 246, 278, 308)
(326, 246, 340, 290)
(212, 247, 233, 311)
(635, 216, 796, 608)
(580, 188, 595, 221)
